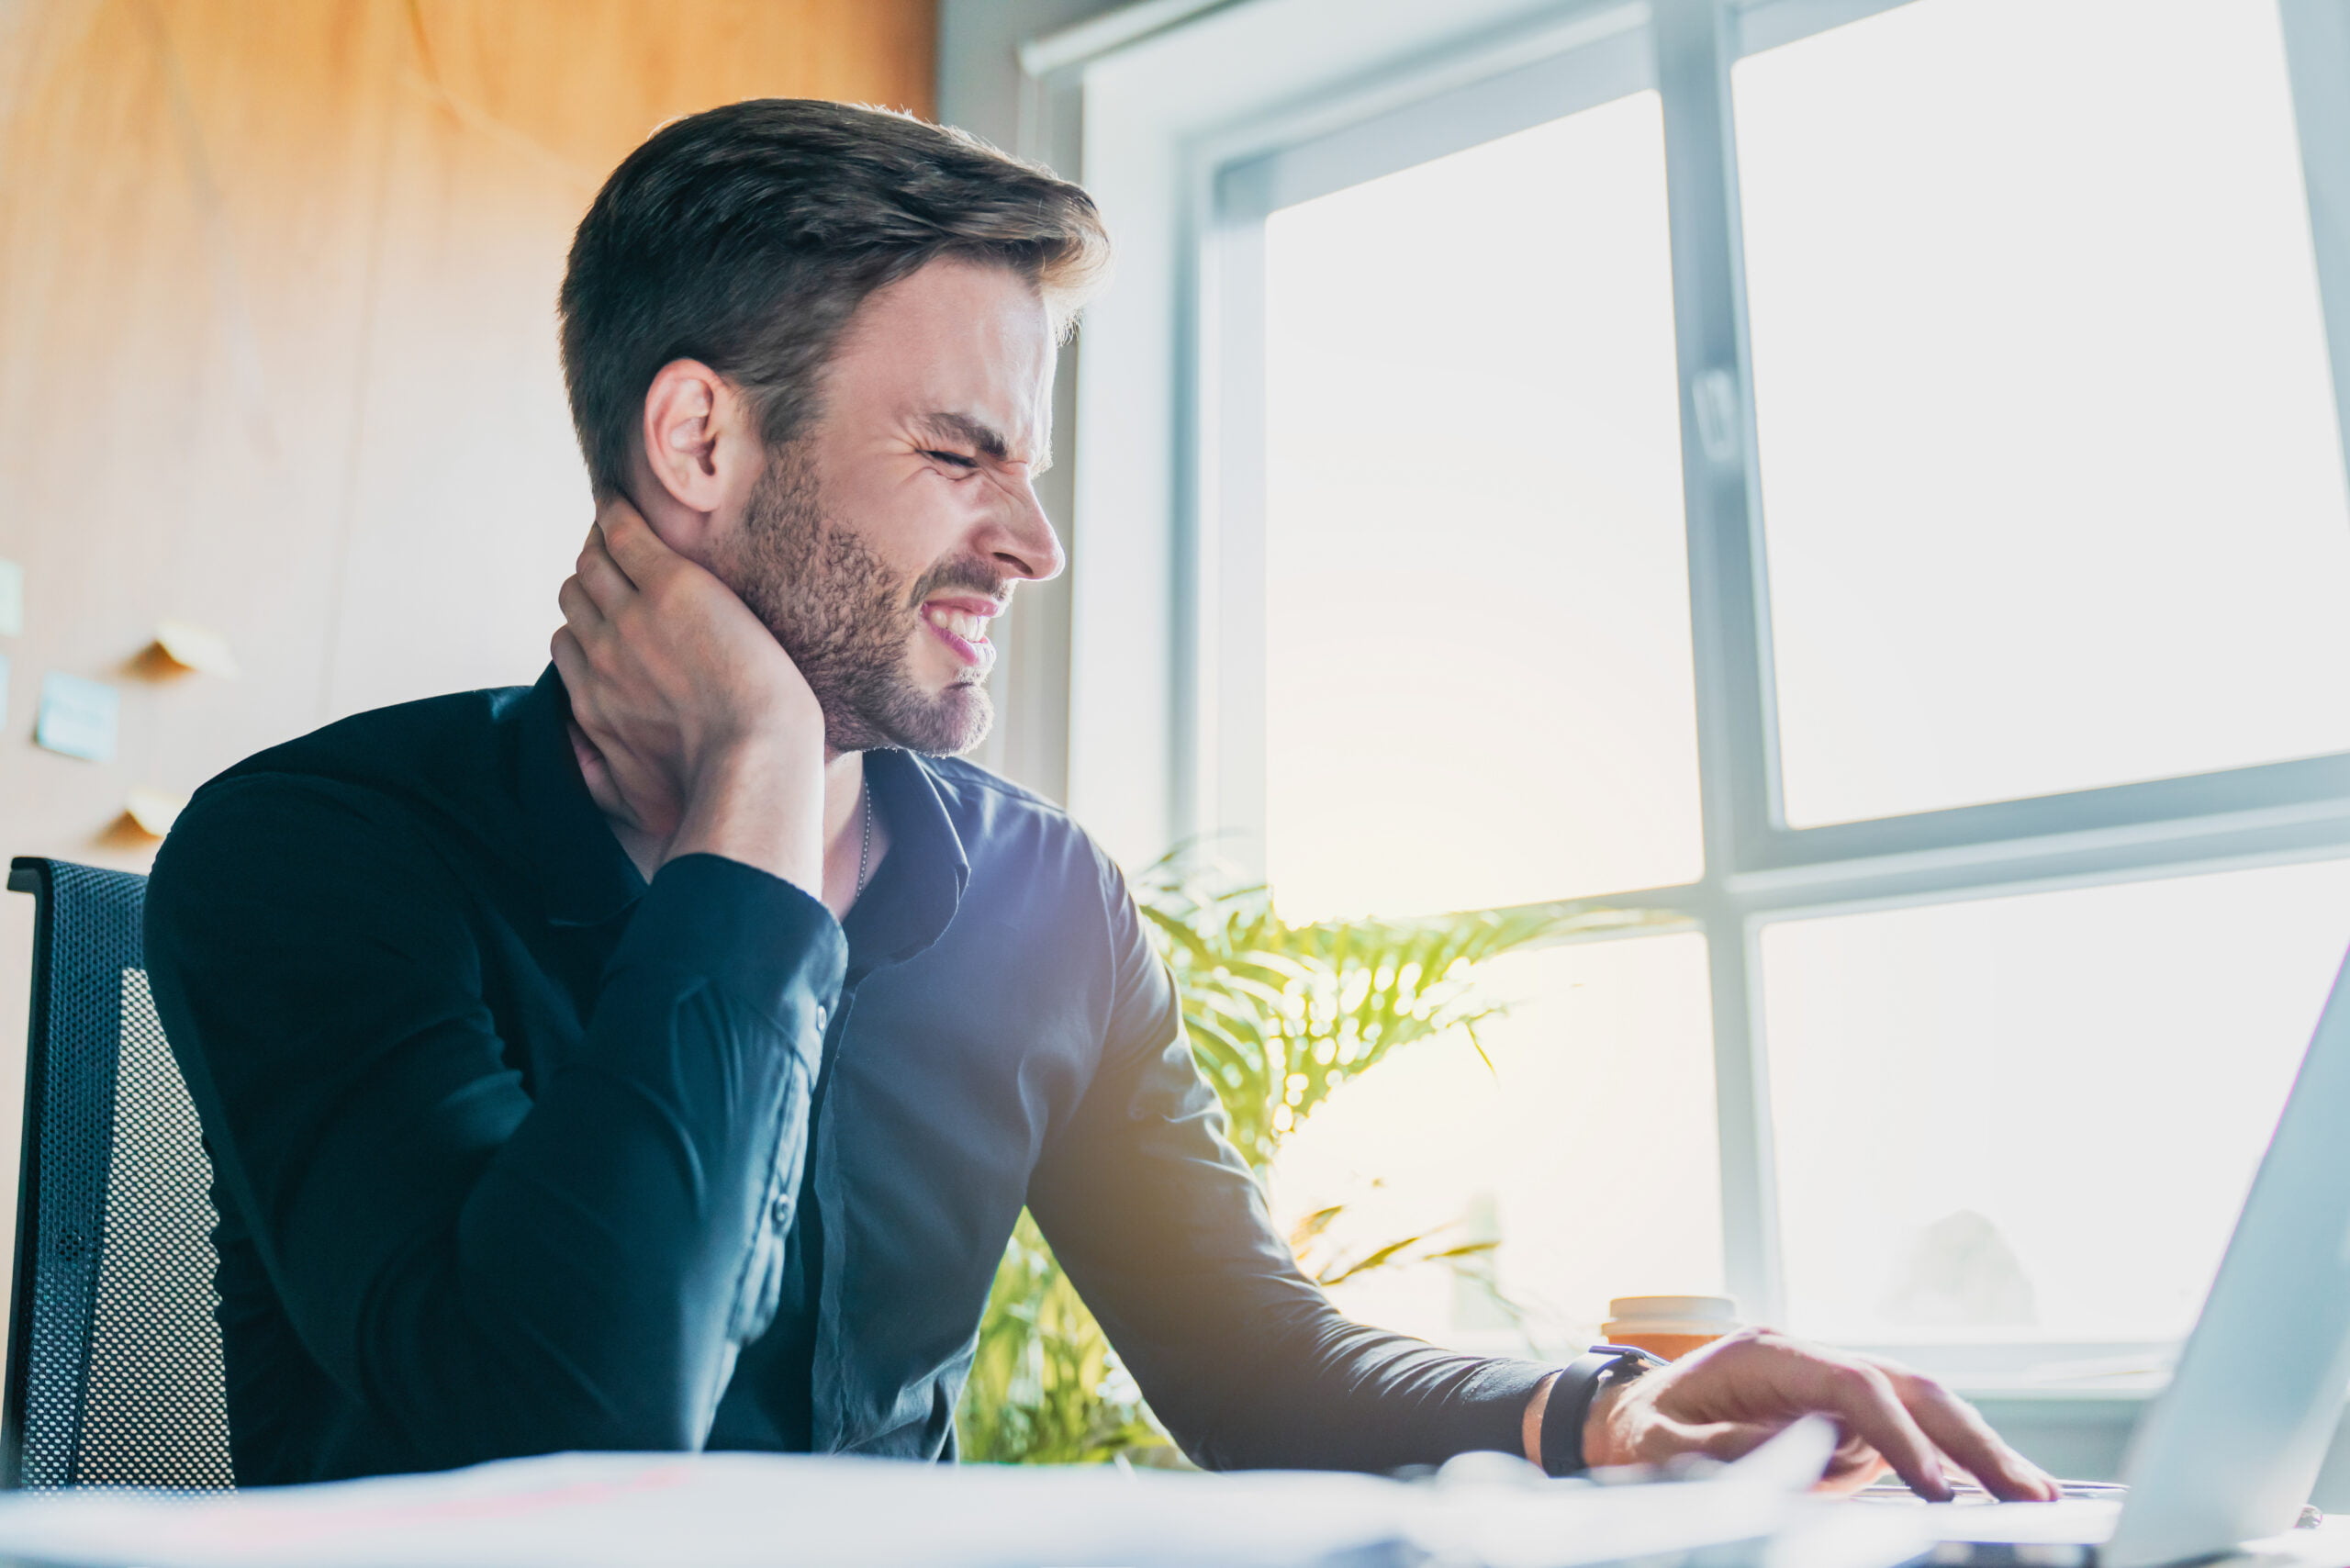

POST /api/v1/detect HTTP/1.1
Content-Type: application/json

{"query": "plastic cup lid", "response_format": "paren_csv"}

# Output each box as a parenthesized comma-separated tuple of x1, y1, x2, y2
(1605, 1294, 1740, 1324)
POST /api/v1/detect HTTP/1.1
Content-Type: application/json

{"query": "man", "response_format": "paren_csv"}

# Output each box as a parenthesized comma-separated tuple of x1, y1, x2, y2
(148, 99, 2056, 1497)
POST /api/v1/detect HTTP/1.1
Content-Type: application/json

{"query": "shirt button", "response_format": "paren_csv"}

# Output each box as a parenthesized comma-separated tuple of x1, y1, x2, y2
(770, 1193, 793, 1226)
(814, 1005, 829, 1031)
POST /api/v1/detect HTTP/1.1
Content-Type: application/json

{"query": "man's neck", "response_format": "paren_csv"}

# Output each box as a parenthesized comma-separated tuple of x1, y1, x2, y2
(814, 746, 890, 919)
(818, 745, 867, 861)
(608, 748, 872, 902)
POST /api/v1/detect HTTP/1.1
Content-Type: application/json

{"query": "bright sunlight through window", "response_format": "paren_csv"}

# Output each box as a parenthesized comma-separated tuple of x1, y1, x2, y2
(1262, 90, 1704, 925)
(1765, 859, 2350, 1344)
(1738, 0, 2350, 827)
(1239, 0, 2350, 1363)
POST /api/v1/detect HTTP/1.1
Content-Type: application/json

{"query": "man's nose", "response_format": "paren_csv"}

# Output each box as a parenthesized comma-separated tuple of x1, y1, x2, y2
(988, 472, 1067, 584)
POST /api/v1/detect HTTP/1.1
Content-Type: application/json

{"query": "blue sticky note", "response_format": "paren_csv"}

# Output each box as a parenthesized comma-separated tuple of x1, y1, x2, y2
(37, 672, 118, 762)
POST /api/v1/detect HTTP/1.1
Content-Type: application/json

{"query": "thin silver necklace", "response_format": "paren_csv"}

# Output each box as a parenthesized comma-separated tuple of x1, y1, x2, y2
(855, 773, 874, 898)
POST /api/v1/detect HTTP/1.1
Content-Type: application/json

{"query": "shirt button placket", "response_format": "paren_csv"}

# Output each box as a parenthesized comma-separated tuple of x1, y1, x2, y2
(767, 997, 830, 1235)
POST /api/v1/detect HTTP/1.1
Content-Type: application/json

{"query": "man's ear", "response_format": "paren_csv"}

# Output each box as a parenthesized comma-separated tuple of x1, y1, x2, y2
(631, 358, 765, 561)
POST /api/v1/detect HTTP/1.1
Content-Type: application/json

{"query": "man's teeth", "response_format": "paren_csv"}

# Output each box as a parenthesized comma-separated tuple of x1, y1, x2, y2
(924, 605, 990, 643)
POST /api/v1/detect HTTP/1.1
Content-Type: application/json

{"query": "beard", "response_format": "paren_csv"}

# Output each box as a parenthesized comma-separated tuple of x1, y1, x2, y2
(717, 449, 1002, 756)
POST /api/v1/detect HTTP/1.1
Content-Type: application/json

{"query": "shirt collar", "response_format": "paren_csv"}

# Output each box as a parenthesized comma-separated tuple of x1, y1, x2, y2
(848, 747, 970, 975)
(517, 665, 647, 927)
(517, 665, 974, 956)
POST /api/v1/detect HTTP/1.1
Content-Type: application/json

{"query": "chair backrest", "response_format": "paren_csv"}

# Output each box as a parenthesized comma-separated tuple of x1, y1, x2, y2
(4, 857, 232, 1490)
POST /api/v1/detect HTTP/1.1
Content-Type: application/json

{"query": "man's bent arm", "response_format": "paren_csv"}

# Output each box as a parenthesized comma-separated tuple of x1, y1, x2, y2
(146, 773, 845, 1472)
(1025, 859, 1555, 1473)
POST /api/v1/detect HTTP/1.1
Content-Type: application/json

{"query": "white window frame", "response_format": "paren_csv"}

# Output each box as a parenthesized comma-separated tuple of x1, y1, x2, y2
(984, 0, 2350, 1358)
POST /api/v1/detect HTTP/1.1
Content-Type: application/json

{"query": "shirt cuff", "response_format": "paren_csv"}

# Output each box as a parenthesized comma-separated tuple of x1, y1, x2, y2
(1438, 1357, 1562, 1465)
(607, 852, 848, 1025)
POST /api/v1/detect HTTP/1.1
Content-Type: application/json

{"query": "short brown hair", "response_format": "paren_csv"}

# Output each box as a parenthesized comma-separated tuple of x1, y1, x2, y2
(559, 99, 1110, 497)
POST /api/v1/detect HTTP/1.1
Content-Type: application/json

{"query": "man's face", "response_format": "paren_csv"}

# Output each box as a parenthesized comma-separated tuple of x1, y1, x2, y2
(714, 258, 1064, 756)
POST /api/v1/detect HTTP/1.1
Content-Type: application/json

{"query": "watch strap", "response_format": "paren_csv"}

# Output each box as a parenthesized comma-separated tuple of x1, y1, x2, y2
(1539, 1344, 1668, 1477)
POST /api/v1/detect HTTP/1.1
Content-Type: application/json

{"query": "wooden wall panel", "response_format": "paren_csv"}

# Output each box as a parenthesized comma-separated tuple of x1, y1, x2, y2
(0, 0, 936, 1333)
(321, 16, 595, 721)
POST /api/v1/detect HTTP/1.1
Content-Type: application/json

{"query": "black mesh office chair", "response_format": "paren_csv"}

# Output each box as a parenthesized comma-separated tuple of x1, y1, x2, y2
(3, 857, 231, 1490)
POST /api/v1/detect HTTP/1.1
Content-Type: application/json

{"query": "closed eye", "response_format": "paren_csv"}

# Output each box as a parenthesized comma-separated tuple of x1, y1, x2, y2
(923, 449, 979, 470)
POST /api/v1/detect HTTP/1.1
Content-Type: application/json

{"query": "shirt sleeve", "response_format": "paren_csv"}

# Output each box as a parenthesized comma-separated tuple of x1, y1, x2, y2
(1024, 857, 1556, 1473)
(144, 773, 845, 1470)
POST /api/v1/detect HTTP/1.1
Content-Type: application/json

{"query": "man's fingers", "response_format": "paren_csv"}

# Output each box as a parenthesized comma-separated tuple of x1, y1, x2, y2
(550, 623, 592, 700)
(1697, 1337, 1945, 1497)
(553, 630, 639, 823)
(1667, 1418, 1780, 1464)
(1804, 1361, 1953, 1500)
(595, 494, 670, 580)
(1631, 1331, 2048, 1504)
(574, 527, 636, 610)
(1818, 1426, 1897, 1494)
(1649, 1416, 1890, 1495)
(557, 575, 599, 628)
(1882, 1366, 2058, 1501)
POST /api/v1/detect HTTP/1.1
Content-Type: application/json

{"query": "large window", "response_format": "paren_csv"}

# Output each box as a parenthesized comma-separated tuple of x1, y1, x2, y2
(1202, 0, 2350, 1364)
(1259, 87, 1702, 924)
(1737, 0, 2350, 826)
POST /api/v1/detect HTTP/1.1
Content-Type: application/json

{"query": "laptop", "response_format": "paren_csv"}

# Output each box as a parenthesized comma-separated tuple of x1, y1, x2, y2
(1869, 945, 2350, 1567)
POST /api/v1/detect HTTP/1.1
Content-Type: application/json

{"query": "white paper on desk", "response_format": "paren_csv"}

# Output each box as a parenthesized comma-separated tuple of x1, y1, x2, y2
(0, 1420, 1928, 1568)
(0, 1452, 1407, 1568)
(1406, 1462, 1792, 1568)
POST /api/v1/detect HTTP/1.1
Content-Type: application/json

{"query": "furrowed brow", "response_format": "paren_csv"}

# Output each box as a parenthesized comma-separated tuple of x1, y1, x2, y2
(918, 410, 1048, 473)
(917, 411, 1008, 461)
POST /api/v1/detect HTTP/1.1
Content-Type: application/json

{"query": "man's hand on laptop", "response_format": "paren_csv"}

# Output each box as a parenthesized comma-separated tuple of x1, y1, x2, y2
(1584, 1328, 2061, 1501)
(553, 494, 827, 892)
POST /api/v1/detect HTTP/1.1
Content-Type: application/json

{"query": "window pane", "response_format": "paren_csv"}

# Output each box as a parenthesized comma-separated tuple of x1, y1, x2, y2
(1736, 0, 2350, 827)
(1271, 934, 1721, 1355)
(1763, 858, 2350, 1344)
(1262, 91, 1703, 922)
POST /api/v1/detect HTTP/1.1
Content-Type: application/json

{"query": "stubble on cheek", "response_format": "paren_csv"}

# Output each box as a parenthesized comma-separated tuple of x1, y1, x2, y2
(724, 454, 998, 756)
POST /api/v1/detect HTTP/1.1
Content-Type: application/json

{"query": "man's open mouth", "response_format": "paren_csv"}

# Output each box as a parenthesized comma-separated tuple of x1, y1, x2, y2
(921, 598, 1001, 669)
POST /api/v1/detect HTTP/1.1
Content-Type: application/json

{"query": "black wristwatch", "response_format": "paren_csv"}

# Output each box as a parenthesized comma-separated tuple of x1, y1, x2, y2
(1539, 1343, 1669, 1477)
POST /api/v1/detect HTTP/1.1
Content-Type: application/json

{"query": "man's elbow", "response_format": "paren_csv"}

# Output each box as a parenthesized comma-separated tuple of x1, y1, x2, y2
(355, 1315, 723, 1468)
(399, 1382, 715, 1470)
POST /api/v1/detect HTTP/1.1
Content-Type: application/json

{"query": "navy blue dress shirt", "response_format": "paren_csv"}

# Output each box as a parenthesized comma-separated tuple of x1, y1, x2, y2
(144, 668, 1553, 1485)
